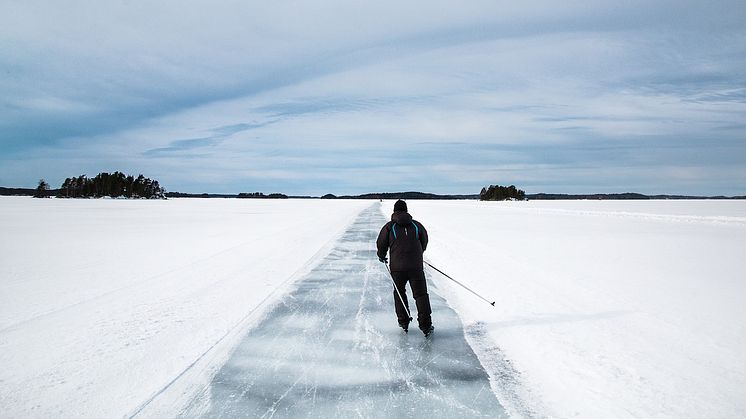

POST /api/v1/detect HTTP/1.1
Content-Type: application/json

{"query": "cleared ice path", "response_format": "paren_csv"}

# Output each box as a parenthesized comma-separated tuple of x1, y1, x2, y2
(183, 204, 506, 418)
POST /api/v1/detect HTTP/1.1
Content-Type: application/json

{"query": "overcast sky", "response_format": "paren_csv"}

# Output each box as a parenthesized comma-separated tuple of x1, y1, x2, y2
(1, 0, 745, 195)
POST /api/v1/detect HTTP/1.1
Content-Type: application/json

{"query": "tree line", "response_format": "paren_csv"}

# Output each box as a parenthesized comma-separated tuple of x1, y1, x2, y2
(52, 172, 165, 199)
(480, 184, 526, 201)
(237, 192, 288, 199)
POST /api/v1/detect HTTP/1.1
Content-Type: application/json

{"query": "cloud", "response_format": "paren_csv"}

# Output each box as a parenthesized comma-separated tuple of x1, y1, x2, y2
(141, 122, 272, 156)
(1, 1, 745, 194)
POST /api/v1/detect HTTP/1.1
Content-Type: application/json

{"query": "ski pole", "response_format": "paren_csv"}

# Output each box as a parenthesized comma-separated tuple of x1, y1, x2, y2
(424, 261, 496, 307)
(385, 261, 413, 321)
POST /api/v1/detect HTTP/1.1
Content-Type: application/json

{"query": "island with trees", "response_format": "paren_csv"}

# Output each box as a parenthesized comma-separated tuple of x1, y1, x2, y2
(56, 172, 165, 199)
(480, 184, 526, 201)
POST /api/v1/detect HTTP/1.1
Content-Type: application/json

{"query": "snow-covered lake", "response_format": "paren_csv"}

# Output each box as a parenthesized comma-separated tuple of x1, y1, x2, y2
(413, 199, 746, 418)
(0, 197, 369, 417)
(1, 197, 745, 418)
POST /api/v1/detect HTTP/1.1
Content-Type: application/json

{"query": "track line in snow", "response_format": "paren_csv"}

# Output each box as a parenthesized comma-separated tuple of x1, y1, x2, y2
(0, 230, 289, 334)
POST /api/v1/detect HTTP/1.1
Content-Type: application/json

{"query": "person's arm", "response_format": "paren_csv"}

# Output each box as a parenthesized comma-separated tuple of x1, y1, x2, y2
(418, 221, 428, 251)
(376, 223, 390, 261)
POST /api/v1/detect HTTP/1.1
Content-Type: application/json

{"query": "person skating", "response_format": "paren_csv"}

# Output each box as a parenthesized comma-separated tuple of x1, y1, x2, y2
(376, 199, 434, 337)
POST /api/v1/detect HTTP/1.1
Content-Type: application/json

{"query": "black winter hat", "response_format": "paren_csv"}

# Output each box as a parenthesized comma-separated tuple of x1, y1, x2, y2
(394, 199, 407, 212)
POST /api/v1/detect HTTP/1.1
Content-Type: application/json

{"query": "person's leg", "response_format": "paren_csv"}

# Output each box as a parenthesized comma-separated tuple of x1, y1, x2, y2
(408, 270, 432, 331)
(390, 271, 410, 328)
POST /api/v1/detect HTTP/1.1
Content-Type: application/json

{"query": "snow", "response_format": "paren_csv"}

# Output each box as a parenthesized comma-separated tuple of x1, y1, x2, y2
(0, 197, 369, 417)
(404, 199, 746, 418)
(2, 196, 745, 418)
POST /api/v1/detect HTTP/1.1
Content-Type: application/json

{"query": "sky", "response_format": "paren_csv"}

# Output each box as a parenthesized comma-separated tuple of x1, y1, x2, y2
(1, 0, 745, 196)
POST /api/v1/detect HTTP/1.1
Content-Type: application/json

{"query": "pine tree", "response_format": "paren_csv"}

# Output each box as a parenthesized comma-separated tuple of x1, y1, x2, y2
(34, 179, 50, 198)
(479, 184, 526, 201)
(56, 171, 165, 199)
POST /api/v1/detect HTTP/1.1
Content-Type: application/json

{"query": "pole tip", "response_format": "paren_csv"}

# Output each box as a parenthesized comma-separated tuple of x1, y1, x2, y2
(491, 301, 496, 306)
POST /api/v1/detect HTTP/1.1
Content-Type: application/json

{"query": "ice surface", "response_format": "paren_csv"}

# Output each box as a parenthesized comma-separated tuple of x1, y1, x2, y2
(181, 205, 506, 418)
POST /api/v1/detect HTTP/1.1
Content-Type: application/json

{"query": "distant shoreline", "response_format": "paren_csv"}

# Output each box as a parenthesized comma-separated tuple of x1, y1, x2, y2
(2, 187, 744, 200)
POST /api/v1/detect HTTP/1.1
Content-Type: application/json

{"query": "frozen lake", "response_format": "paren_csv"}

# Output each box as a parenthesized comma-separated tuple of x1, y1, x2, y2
(179, 205, 505, 418)
(1, 197, 745, 418)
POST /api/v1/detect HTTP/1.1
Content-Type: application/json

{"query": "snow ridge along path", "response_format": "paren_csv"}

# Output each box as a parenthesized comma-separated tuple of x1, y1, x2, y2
(180, 204, 507, 418)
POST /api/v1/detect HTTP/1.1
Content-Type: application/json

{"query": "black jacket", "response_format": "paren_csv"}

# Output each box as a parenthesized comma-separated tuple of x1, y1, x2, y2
(377, 211, 428, 271)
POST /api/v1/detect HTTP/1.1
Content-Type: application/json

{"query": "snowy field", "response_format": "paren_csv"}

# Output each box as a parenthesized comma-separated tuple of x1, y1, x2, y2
(407, 199, 746, 418)
(0, 197, 369, 417)
(1, 197, 745, 418)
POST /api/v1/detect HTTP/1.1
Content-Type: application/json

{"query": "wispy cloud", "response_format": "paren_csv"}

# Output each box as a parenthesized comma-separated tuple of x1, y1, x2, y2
(1, 0, 745, 194)
(141, 122, 272, 156)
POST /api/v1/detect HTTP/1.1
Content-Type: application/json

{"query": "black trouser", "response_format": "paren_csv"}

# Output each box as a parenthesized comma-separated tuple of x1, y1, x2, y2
(390, 269, 432, 331)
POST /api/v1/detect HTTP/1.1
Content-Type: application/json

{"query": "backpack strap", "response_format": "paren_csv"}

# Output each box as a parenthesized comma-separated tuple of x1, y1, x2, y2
(392, 221, 419, 240)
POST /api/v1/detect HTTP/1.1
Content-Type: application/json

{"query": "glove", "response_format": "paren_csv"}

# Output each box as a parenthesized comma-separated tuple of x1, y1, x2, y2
(379, 256, 388, 263)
